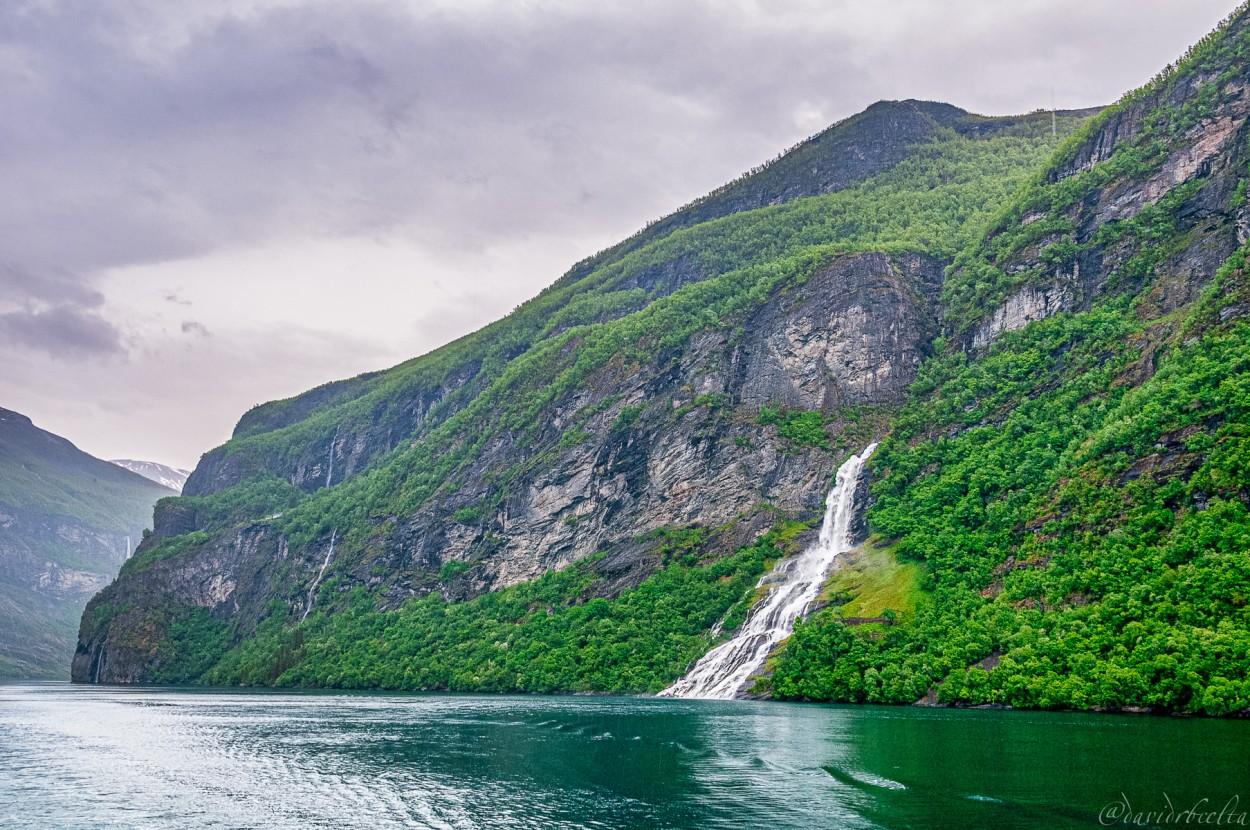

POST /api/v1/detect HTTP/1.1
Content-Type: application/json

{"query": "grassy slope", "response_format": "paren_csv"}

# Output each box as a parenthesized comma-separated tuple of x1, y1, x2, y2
(818, 536, 924, 620)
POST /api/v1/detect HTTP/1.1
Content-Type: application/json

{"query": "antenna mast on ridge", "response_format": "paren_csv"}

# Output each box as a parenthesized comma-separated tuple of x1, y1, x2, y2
(1051, 87, 1057, 140)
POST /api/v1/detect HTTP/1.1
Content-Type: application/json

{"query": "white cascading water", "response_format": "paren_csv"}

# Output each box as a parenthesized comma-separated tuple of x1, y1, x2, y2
(300, 528, 337, 623)
(659, 443, 878, 700)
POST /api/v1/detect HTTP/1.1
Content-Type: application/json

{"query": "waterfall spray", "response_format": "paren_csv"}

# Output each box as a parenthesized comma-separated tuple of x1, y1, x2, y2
(659, 443, 877, 700)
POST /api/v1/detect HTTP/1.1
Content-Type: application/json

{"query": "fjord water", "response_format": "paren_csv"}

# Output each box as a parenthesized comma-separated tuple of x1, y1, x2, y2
(3, 683, 1247, 829)
(662, 444, 878, 700)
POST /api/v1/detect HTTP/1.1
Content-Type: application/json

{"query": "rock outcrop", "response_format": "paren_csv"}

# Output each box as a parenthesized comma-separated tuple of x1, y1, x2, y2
(963, 68, 1250, 348)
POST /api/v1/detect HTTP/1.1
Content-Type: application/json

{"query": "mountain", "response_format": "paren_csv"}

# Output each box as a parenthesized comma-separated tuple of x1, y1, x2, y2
(0, 408, 174, 678)
(109, 460, 190, 493)
(74, 5, 1250, 713)
(75, 97, 1085, 688)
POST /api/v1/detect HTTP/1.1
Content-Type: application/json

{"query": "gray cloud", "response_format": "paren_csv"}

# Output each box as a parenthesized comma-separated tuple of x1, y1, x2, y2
(0, 0, 1239, 465)
(4, 0, 1233, 284)
(0, 306, 123, 357)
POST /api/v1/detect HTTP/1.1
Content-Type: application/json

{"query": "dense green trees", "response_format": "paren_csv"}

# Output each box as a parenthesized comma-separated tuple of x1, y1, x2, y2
(189, 528, 783, 693)
(770, 275, 1250, 715)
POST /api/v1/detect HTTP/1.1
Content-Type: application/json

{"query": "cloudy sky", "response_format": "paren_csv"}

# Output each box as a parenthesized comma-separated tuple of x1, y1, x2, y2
(0, 0, 1239, 469)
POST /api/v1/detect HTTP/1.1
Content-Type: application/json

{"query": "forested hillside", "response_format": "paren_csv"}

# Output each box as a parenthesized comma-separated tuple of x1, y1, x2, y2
(75, 3, 1250, 715)
(771, 6, 1250, 714)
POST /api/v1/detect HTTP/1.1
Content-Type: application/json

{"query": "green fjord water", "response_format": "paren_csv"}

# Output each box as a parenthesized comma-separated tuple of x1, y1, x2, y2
(1, 683, 1246, 829)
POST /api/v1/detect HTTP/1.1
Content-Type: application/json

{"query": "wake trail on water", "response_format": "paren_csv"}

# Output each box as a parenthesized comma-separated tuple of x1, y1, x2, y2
(659, 443, 877, 700)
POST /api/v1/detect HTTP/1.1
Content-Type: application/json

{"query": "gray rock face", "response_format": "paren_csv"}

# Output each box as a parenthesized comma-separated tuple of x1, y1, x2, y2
(72, 523, 283, 684)
(183, 368, 474, 498)
(968, 77, 1250, 348)
(972, 284, 1077, 349)
(372, 252, 939, 601)
(74, 251, 938, 683)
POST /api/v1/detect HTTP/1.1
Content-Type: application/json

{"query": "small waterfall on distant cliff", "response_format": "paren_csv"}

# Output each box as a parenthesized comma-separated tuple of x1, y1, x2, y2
(325, 427, 338, 488)
(659, 443, 878, 700)
(300, 529, 337, 622)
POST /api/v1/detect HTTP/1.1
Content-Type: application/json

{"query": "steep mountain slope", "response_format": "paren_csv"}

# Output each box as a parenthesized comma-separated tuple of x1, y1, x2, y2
(771, 4, 1250, 715)
(109, 460, 190, 493)
(0, 409, 173, 678)
(74, 101, 1089, 687)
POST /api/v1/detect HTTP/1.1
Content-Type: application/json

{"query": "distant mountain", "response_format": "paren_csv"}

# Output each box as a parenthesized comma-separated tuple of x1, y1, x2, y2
(0, 408, 173, 678)
(109, 460, 190, 493)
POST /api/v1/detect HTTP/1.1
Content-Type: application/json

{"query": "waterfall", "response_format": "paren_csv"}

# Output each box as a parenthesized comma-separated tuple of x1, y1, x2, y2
(300, 529, 337, 623)
(659, 443, 878, 700)
(325, 428, 338, 488)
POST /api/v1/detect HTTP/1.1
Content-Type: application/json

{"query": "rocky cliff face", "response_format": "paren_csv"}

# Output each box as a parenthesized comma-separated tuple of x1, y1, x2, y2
(958, 36, 1250, 347)
(382, 251, 941, 598)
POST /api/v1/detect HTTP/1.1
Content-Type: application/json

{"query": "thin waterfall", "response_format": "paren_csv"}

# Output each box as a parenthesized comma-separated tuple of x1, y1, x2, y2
(325, 428, 338, 488)
(300, 529, 337, 623)
(659, 443, 878, 700)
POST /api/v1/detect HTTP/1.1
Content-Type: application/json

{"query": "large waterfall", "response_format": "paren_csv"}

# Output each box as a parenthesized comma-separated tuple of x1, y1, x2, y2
(659, 443, 878, 700)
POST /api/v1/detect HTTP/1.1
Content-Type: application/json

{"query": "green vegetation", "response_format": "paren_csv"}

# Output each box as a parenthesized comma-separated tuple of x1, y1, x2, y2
(759, 407, 831, 450)
(188, 528, 781, 693)
(771, 263, 1250, 714)
(438, 560, 475, 581)
(612, 403, 647, 431)
(817, 537, 924, 619)
(451, 506, 484, 525)
(151, 608, 230, 685)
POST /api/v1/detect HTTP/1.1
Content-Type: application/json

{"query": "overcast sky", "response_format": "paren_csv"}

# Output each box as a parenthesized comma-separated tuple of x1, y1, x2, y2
(0, 0, 1239, 469)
